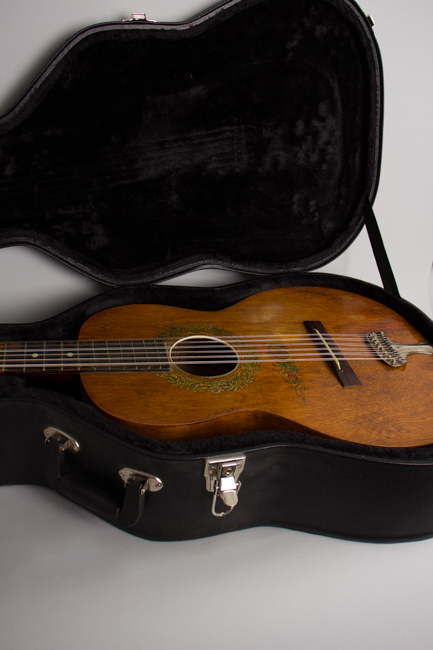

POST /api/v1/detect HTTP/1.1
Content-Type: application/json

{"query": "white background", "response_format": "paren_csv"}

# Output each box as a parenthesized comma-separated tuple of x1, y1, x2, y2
(1, 1, 433, 648)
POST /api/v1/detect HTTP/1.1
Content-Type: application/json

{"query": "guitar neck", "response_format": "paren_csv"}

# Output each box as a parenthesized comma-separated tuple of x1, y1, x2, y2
(0, 339, 170, 373)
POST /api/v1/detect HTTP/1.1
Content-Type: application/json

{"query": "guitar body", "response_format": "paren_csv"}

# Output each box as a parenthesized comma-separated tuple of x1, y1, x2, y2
(79, 287, 433, 447)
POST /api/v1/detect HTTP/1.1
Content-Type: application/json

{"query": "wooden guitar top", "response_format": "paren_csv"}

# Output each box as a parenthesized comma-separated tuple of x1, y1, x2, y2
(79, 287, 433, 447)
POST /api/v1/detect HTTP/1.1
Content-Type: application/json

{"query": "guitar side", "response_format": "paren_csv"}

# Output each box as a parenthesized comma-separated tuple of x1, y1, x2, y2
(79, 287, 433, 447)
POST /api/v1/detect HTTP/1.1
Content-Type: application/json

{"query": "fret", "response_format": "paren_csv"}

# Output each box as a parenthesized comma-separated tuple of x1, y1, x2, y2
(26, 341, 46, 371)
(142, 340, 154, 370)
(77, 339, 96, 371)
(139, 341, 150, 369)
(147, 339, 170, 371)
(156, 339, 170, 371)
(6, 341, 27, 372)
(105, 340, 111, 371)
(141, 340, 150, 370)
(144, 339, 157, 370)
(118, 340, 125, 370)
(93, 340, 109, 372)
(1, 341, 7, 371)
(106, 340, 124, 369)
(44, 341, 62, 372)
(62, 341, 80, 371)
(132, 340, 148, 370)
(147, 340, 159, 371)
(131, 340, 140, 370)
(143, 341, 154, 370)
(119, 340, 136, 371)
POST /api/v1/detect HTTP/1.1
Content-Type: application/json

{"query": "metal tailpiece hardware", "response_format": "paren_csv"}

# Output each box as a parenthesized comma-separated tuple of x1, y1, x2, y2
(118, 468, 163, 492)
(44, 427, 80, 453)
(366, 332, 433, 367)
(204, 453, 246, 517)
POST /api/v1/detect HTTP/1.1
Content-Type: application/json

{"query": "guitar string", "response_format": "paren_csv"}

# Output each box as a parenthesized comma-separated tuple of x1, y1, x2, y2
(0, 352, 378, 360)
(0, 334, 373, 353)
(0, 348, 387, 366)
(0, 333, 372, 342)
(0, 355, 384, 368)
(0, 348, 381, 364)
(0, 343, 374, 354)
(0, 346, 376, 354)
(1, 352, 383, 368)
(0, 347, 373, 357)
(1, 356, 380, 367)
(0, 348, 378, 358)
(0, 333, 396, 368)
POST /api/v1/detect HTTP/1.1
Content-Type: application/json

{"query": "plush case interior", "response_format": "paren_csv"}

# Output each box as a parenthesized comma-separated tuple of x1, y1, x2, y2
(0, 0, 381, 283)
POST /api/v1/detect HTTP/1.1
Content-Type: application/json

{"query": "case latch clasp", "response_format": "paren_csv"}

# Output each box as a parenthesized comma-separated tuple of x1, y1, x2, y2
(204, 453, 246, 517)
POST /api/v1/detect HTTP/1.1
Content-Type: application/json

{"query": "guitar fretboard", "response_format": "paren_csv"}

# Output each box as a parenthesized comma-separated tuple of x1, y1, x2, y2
(0, 340, 170, 373)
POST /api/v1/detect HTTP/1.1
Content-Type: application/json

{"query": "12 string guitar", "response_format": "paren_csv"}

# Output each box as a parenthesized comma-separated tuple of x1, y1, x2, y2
(1, 287, 433, 447)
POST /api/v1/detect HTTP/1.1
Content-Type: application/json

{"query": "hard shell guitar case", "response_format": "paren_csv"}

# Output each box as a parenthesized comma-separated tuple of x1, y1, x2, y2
(1, 0, 433, 542)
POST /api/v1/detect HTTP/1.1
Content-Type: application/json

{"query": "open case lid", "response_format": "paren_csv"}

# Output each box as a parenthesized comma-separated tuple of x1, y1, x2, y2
(0, 0, 382, 286)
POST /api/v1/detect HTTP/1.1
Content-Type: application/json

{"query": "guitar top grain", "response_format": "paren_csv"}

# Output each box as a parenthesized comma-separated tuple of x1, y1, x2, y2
(79, 287, 433, 447)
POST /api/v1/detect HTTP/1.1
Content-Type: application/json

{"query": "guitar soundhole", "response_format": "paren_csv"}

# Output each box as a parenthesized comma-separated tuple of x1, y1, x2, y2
(169, 336, 239, 378)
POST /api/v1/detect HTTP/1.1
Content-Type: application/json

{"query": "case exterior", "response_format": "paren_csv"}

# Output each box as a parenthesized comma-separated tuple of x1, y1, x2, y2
(1, 0, 433, 543)
(3, 381, 433, 544)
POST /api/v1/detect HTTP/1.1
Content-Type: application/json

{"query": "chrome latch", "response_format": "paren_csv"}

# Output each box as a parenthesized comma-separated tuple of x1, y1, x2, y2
(204, 453, 246, 517)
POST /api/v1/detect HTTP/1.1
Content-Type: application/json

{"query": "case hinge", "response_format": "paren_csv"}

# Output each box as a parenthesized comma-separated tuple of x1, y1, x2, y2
(123, 14, 155, 22)
(204, 453, 246, 517)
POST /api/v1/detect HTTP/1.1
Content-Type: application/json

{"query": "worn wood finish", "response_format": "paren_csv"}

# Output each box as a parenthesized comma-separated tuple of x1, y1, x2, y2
(78, 287, 433, 448)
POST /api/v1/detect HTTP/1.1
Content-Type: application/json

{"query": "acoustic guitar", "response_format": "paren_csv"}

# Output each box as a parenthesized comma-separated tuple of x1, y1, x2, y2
(1, 287, 432, 447)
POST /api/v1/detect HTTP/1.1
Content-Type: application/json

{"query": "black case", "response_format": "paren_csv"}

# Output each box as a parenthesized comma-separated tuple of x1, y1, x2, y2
(2, 0, 433, 542)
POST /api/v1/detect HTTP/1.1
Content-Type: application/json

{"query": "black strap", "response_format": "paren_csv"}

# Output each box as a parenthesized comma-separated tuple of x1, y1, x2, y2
(363, 196, 400, 298)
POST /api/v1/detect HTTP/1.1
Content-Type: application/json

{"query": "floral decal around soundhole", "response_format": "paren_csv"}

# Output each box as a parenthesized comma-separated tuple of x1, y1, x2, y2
(268, 343, 307, 403)
(156, 323, 260, 394)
